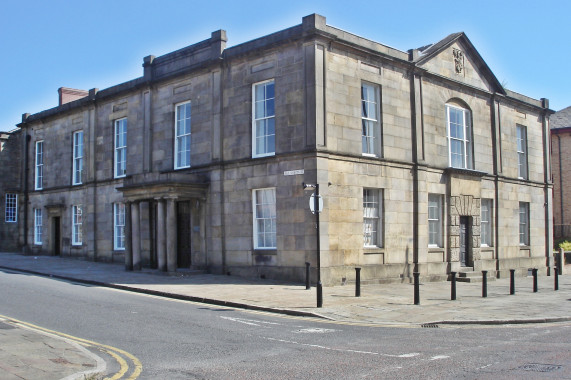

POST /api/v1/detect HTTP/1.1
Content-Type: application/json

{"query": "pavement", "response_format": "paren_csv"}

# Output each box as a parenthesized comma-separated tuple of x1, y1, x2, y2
(0, 251, 569, 379)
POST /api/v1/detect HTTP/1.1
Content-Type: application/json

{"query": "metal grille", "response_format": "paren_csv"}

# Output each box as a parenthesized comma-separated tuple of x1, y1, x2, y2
(519, 363, 561, 373)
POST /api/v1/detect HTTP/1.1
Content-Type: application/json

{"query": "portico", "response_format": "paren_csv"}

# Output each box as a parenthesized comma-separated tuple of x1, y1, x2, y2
(117, 173, 208, 272)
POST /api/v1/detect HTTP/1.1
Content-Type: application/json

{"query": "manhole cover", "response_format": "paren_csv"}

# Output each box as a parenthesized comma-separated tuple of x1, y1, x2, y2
(518, 363, 561, 373)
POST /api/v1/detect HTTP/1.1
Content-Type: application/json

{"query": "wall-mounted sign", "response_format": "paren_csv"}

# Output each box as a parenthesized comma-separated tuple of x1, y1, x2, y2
(284, 169, 304, 176)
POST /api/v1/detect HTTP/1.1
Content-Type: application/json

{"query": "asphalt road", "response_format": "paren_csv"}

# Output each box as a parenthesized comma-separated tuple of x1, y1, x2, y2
(1, 269, 569, 379)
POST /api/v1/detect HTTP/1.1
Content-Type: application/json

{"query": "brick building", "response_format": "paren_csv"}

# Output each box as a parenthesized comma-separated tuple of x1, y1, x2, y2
(1, 14, 554, 284)
(551, 106, 571, 241)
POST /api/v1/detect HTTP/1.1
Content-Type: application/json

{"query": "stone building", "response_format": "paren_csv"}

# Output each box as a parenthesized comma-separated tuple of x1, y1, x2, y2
(2, 14, 554, 285)
(551, 106, 571, 240)
(0, 130, 23, 252)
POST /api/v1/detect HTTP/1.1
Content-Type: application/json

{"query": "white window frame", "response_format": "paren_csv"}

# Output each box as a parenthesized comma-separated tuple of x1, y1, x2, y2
(5, 193, 17, 223)
(35, 141, 44, 190)
(114, 118, 127, 178)
(253, 188, 276, 249)
(428, 194, 443, 248)
(72, 131, 83, 185)
(252, 79, 275, 158)
(114, 203, 125, 250)
(361, 82, 382, 157)
(34, 208, 42, 245)
(363, 189, 383, 247)
(72, 205, 83, 246)
(519, 202, 530, 246)
(446, 104, 473, 169)
(174, 101, 191, 169)
(516, 125, 528, 179)
(480, 199, 493, 247)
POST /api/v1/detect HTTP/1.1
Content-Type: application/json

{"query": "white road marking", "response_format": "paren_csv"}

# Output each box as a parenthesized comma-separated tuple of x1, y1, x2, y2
(220, 316, 281, 327)
(263, 337, 419, 358)
(294, 328, 337, 333)
(430, 355, 450, 360)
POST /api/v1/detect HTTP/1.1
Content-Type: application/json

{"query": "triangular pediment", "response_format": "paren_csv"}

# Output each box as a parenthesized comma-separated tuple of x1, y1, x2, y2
(413, 33, 505, 95)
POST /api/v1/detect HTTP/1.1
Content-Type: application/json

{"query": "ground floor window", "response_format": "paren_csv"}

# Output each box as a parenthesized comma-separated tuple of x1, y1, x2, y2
(253, 188, 276, 249)
(72, 205, 83, 245)
(519, 202, 529, 246)
(363, 189, 383, 247)
(34, 208, 42, 245)
(114, 203, 125, 250)
(480, 199, 492, 246)
(428, 194, 443, 248)
(5, 193, 17, 222)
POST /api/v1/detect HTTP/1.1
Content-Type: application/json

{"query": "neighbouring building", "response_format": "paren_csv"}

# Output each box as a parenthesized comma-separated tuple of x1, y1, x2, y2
(0, 14, 554, 285)
(0, 130, 24, 251)
(551, 106, 571, 241)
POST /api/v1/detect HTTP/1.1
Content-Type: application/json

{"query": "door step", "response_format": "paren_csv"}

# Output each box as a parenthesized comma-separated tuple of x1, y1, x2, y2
(455, 269, 496, 283)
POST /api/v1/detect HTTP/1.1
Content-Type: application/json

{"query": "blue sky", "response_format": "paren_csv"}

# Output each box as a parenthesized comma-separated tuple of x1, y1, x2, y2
(1, 0, 569, 131)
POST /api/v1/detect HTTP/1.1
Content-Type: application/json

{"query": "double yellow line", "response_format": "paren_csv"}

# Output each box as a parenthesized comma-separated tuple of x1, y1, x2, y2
(0, 314, 142, 379)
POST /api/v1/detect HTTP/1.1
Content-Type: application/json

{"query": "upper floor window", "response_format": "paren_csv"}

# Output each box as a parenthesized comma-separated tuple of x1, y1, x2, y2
(363, 189, 383, 247)
(428, 194, 443, 248)
(253, 188, 276, 249)
(446, 104, 473, 169)
(516, 125, 528, 179)
(174, 101, 191, 169)
(519, 202, 530, 246)
(252, 80, 275, 158)
(72, 205, 83, 245)
(34, 208, 42, 245)
(114, 203, 125, 250)
(35, 141, 44, 190)
(114, 118, 127, 178)
(361, 83, 381, 156)
(481, 199, 493, 247)
(5, 193, 17, 222)
(72, 131, 83, 185)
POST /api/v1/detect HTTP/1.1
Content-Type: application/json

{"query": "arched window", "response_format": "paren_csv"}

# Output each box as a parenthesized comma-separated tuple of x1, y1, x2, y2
(446, 103, 473, 169)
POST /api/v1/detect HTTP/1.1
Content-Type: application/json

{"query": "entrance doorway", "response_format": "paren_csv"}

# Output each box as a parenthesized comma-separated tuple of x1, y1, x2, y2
(52, 217, 61, 256)
(459, 216, 470, 266)
(176, 201, 191, 268)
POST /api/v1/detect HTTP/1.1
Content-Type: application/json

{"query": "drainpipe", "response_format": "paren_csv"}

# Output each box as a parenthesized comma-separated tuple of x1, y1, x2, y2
(558, 135, 563, 232)
(23, 130, 31, 254)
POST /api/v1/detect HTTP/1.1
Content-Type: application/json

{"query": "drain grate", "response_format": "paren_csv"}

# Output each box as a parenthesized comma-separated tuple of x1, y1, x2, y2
(421, 323, 439, 328)
(518, 363, 561, 373)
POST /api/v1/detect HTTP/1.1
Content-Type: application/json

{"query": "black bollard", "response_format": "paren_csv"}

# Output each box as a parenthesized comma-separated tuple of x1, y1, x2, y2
(355, 267, 361, 297)
(317, 281, 323, 308)
(554, 266, 559, 291)
(482, 270, 487, 298)
(532, 268, 538, 293)
(510, 269, 515, 295)
(413, 272, 420, 305)
(305, 262, 310, 290)
(450, 272, 457, 300)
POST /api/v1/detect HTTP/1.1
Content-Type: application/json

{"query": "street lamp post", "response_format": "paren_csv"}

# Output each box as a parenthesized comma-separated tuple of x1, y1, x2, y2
(303, 182, 323, 308)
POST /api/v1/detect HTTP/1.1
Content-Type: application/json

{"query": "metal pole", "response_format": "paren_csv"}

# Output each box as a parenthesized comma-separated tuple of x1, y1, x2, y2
(355, 267, 361, 297)
(532, 268, 538, 293)
(315, 183, 322, 308)
(305, 262, 310, 290)
(554, 266, 559, 291)
(482, 270, 487, 298)
(510, 269, 515, 295)
(413, 272, 420, 305)
(450, 271, 457, 300)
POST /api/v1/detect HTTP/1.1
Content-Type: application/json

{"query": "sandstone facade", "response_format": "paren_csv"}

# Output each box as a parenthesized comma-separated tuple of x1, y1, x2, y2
(1, 14, 554, 285)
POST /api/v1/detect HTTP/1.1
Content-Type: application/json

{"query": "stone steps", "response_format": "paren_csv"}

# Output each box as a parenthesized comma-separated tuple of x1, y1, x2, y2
(455, 269, 496, 283)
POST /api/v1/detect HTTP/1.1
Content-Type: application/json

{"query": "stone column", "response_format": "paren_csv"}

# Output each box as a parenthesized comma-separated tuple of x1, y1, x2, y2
(124, 201, 133, 271)
(166, 197, 177, 272)
(156, 198, 167, 272)
(131, 201, 141, 271)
